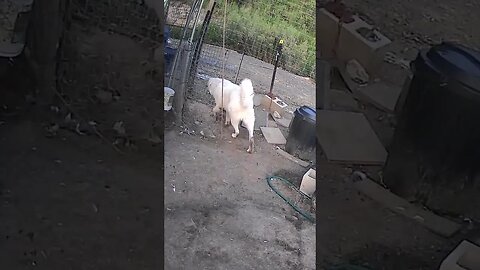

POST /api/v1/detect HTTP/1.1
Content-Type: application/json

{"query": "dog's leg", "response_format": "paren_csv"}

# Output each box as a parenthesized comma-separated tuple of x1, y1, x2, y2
(225, 111, 230, 126)
(245, 120, 255, 153)
(231, 118, 240, 138)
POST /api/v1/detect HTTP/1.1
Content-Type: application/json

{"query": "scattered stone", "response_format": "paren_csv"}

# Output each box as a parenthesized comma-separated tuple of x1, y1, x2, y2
(50, 106, 60, 113)
(113, 121, 126, 136)
(346, 59, 369, 85)
(75, 123, 86, 135)
(63, 113, 74, 126)
(46, 124, 59, 136)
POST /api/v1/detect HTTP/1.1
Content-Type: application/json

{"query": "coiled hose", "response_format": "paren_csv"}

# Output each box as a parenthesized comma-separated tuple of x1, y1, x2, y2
(266, 175, 315, 223)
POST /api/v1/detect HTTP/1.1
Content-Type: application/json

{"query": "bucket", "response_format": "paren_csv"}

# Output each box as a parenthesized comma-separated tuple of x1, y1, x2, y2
(164, 87, 175, 111)
(285, 106, 316, 160)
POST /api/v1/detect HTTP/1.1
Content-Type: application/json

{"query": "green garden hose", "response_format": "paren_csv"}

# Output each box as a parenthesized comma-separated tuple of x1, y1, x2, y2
(266, 176, 315, 223)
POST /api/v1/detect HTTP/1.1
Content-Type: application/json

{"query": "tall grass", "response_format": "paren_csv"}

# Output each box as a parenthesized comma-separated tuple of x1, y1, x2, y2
(204, 0, 315, 78)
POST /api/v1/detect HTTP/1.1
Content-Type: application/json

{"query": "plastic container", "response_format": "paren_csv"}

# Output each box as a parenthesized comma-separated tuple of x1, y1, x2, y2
(164, 87, 175, 111)
(285, 106, 316, 160)
(383, 42, 480, 213)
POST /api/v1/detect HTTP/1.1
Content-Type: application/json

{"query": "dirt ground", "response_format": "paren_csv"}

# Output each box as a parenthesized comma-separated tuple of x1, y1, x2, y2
(164, 113, 316, 269)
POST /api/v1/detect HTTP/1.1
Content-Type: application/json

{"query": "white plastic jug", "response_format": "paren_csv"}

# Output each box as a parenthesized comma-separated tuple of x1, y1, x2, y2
(164, 87, 175, 111)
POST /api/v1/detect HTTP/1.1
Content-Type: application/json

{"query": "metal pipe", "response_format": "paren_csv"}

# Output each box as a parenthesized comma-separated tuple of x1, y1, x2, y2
(234, 47, 245, 84)
(189, 2, 216, 87)
(189, 0, 205, 43)
(269, 39, 283, 95)
(167, 0, 201, 87)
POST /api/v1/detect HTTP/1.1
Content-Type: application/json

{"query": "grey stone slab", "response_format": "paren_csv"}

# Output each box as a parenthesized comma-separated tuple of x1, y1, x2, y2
(329, 89, 359, 112)
(260, 127, 286, 145)
(356, 81, 402, 112)
(317, 110, 387, 165)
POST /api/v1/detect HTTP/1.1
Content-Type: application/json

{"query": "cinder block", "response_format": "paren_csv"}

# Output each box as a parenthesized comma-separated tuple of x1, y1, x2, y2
(317, 8, 392, 76)
(261, 95, 288, 116)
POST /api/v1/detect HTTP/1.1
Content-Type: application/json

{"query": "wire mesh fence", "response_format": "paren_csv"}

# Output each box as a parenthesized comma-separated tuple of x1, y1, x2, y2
(70, 0, 162, 48)
(165, 0, 316, 106)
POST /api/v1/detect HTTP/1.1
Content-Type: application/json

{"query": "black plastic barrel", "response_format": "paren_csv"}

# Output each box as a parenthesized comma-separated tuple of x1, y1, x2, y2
(383, 42, 480, 217)
(285, 106, 316, 160)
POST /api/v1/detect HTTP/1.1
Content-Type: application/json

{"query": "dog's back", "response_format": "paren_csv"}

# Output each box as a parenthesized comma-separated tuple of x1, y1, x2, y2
(208, 78, 237, 109)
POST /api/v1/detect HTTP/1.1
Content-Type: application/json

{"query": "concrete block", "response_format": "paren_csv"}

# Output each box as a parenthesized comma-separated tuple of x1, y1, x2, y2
(261, 95, 288, 116)
(300, 168, 316, 196)
(440, 240, 480, 270)
(317, 8, 392, 76)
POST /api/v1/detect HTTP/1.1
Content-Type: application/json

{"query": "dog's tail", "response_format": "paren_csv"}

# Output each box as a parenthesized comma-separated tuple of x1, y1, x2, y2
(239, 79, 254, 107)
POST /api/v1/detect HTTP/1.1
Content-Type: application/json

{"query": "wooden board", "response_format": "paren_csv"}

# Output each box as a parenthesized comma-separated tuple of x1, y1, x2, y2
(317, 110, 387, 165)
(276, 148, 310, 167)
(352, 177, 461, 238)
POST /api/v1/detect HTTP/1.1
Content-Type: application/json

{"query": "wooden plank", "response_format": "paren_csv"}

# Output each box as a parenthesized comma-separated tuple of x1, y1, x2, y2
(276, 148, 310, 167)
(352, 177, 461, 237)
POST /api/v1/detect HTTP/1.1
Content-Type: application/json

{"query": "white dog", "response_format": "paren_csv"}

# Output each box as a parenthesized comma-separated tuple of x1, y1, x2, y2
(207, 78, 235, 125)
(208, 78, 256, 153)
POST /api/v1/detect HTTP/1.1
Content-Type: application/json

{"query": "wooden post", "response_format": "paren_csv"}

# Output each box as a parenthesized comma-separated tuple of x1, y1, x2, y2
(317, 59, 330, 110)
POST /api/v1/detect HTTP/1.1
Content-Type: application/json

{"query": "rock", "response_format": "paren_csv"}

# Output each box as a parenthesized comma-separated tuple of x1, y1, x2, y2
(346, 59, 369, 85)
(113, 121, 126, 136)
(202, 129, 215, 138)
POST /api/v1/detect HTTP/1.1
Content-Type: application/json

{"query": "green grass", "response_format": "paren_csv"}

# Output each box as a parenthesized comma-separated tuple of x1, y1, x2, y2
(204, 0, 315, 78)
